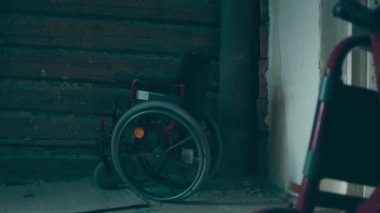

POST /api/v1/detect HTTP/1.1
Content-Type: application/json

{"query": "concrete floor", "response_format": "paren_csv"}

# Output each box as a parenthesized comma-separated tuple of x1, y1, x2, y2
(0, 150, 288, 213)
(0, 177, 288, 213)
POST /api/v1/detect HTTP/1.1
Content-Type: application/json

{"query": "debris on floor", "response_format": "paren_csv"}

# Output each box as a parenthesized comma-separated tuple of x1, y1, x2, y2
(0, 177, 288, 213)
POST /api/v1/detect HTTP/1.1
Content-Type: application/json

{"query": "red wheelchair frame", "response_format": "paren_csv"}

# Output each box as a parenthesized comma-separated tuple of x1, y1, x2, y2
(257, 0, 380, 212)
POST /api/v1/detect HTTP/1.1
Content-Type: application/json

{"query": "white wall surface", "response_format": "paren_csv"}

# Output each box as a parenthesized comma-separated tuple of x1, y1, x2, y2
(267, 0, 321, 187)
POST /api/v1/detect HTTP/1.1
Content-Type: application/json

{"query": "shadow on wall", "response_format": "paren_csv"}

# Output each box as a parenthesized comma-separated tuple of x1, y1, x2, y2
(267, 0, 289, 188)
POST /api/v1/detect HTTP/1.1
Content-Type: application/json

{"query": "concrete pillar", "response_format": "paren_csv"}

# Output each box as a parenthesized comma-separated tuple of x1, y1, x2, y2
(218, 0, 258, 175)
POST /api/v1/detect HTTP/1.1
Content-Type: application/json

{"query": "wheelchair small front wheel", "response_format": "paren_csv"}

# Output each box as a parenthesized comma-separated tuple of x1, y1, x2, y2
(111, 101, 211, 201)
(93, 161, 121, 190)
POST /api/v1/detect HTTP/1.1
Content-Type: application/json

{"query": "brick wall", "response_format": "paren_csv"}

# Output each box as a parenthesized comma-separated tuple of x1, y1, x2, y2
(257, 0, 269, 181)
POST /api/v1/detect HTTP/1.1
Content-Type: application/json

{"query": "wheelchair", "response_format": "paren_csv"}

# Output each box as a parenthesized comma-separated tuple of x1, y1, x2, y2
(92, 50, 223, 202)
(257, 0, 380, 212)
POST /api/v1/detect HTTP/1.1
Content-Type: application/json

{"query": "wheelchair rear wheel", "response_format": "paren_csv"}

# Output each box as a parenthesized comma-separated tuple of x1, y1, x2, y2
(111, 101, 211, 201)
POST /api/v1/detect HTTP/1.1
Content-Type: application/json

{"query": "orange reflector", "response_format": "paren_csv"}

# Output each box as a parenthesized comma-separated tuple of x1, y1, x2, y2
(134, 127, 145, 139)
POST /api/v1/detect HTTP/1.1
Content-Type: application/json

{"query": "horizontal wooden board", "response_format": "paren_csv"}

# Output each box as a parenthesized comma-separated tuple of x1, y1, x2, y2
(0, 156, 97, 182)
(0, 111, 98, 139)
(0, 138, 95, 147)
(0, 79, 130, 115)
(0, 14, 219, 57)
(0, 146, 97, 159)
(0, 48, 219, 88)
(0, 79, 218, 114)
(0, 48, 178, 80)
(0, 0, 220, 27)
(0, 92, 218, 142)
(0, 103, 219, 139)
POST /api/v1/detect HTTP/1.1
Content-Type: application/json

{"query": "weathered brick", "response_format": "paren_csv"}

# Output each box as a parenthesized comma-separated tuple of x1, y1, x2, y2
(258, 59, 268, 98)
(260, 0, 269, 22)
(256, 98, 268, 132)
(260, 22, 269, 58)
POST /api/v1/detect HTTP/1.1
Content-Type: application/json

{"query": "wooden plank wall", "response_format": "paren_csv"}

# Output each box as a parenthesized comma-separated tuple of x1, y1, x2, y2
(0, 0, 220, 150)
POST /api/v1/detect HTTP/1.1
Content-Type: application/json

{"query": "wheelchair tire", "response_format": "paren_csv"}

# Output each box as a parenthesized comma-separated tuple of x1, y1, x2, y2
(201, 113, 223, 180)
(111, 101, 211, 201)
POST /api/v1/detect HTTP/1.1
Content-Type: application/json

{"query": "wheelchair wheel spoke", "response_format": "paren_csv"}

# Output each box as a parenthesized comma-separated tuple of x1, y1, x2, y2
(148, 157, 168, 176)
(166, 136, 193, 153)
(119, 152, 155, 158)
